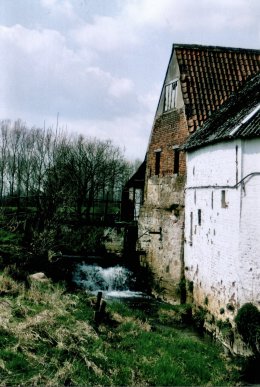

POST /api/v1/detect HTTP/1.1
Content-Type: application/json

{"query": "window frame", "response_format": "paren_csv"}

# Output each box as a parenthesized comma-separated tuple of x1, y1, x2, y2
(164, 79, 178, 112)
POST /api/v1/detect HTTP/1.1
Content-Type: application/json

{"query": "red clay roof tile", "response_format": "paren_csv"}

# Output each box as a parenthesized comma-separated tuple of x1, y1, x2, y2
(184, 73, 260, 150)
(174, 44, 260, 132)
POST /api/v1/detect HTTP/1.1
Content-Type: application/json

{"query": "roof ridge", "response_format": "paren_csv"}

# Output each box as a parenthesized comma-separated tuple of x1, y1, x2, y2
(173, 43, 260, 53)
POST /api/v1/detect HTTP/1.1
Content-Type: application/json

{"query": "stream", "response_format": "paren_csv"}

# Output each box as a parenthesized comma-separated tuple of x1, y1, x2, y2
(72, 262, 260, 384)
(73, 262, 150, 300)
(72, 262, 173, 324)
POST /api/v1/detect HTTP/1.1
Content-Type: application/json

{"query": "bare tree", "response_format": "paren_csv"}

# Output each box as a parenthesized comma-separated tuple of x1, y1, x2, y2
(1, 120, 136, 225)
(6, 120, 25, 198)
(0, 120, 9, 202)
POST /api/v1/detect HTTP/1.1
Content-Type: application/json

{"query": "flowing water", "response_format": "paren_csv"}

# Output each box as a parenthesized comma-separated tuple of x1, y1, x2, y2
(73, 263, 149, 300)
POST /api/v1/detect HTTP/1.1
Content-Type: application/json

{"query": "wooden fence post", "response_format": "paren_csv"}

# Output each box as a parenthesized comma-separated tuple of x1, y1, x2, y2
(94, 292, 107, 325)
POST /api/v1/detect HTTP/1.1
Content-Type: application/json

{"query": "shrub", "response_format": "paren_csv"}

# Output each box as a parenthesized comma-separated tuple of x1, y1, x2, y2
(235, 303, 260, 353)
(176, 278, 187, 304)
(193, 307, 207, 331)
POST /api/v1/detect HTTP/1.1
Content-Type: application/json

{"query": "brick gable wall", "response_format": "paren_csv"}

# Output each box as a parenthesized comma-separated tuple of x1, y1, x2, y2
(138, 107, 188, 302)
(147, 107, 188, 180)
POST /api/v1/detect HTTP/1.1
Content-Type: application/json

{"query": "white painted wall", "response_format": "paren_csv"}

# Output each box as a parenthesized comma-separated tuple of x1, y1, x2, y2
(186, 141, 242, 187)
(185, 138, 260, 319)
(238, 138, 260, 305)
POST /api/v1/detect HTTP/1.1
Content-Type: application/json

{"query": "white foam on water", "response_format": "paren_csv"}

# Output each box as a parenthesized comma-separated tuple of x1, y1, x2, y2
(104, 290, 147, 298)
(73, 263, 140, 298)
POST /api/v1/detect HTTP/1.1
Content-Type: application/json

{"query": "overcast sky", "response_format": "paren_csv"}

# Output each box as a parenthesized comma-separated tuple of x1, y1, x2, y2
(1, 0, 259, 160)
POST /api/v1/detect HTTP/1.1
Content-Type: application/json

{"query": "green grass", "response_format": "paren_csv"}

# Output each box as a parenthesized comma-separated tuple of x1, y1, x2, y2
(0, 273, 241, 386)
(102, 313, 234, 386)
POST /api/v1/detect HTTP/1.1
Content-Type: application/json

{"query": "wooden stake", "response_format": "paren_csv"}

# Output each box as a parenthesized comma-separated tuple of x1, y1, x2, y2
(96, 291, 102, 311)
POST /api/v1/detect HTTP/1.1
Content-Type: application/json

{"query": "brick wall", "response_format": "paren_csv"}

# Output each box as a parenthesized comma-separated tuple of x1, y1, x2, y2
(146, 108, 189, 180)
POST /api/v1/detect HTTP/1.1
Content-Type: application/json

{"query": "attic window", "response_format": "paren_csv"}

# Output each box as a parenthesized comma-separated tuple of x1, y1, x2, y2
(164, 80, 177, 112)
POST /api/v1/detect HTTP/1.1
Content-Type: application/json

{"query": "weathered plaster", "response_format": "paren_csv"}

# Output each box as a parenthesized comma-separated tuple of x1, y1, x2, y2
(185, 139, 260, 320)
(137, 175, 185, 301)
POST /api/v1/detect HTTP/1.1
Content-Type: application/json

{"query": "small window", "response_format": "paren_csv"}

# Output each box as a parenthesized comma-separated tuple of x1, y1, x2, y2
(164, 80, 177, 112)
(155, 151, 161, 175)
(198, 209, 201, 225)
(211, 191, 214, 209)
(221, 190, 228, 208)
(173, 149, 180, 174)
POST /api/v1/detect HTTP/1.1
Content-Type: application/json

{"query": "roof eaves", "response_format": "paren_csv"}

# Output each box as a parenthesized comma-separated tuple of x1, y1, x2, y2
(229, 104, 260, 137)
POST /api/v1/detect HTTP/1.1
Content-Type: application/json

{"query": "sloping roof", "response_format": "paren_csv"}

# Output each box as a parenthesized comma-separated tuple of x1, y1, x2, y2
(174, 44, 260, 132)
(124, 159, 146, 189)
(183, 73, 260, 151)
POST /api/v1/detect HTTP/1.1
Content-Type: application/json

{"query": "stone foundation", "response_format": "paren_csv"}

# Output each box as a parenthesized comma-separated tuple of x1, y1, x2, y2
(137, 175, 185, 302)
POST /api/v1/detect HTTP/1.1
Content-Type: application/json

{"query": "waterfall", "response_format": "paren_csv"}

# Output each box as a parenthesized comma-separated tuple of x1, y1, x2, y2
(73, 263, 144, 298)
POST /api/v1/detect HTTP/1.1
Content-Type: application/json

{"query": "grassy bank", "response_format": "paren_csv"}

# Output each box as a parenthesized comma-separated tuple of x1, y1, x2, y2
(0, 272, 241, 386)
